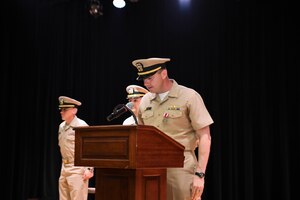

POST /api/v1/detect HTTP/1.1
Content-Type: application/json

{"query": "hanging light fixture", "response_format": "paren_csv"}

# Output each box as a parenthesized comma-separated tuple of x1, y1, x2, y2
(89, 0, 103, 18)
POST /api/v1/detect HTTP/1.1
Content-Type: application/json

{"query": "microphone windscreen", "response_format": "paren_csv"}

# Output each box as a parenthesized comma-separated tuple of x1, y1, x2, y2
(126, 102, 134, 109)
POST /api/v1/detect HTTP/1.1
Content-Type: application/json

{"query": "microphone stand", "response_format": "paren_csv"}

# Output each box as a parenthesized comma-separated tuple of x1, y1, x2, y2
(109, 103, 138, 125)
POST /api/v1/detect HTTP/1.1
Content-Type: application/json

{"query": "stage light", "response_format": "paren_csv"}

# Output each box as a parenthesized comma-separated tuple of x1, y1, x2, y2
(89, 0, 103, 18)
(113, 0, 126, 8)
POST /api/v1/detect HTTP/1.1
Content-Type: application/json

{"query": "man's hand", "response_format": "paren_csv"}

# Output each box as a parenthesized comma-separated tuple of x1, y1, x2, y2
(82, 168, 94, 180)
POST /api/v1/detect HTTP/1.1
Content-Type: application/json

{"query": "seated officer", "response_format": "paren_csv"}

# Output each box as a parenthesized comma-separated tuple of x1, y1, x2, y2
(122, 85, 149, 125)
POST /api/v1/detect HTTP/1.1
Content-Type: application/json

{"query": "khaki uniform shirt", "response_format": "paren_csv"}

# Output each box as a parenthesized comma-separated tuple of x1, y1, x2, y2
(138, 80, 214, 150)
(58, 116, 88, 163)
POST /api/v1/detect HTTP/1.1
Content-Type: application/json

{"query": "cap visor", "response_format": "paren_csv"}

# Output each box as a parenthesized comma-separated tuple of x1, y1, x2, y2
(136, 71, 157, 81)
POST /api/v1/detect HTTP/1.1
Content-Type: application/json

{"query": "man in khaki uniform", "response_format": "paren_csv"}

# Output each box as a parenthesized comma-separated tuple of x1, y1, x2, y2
(57, 96, 94, 200)
(132, 58, 214, 200)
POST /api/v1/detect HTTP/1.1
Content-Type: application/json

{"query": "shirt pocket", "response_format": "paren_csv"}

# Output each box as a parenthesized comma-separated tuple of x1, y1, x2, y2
(66, 131, 75, 142)
(167, 110, 182, 118)
(141, 110, 154, 119)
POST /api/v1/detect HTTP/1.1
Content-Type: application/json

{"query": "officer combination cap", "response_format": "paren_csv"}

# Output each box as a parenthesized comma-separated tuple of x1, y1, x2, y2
(126, 85, 149, 99)
(132, 57, 171, 80)
(58, 96, 81, 109)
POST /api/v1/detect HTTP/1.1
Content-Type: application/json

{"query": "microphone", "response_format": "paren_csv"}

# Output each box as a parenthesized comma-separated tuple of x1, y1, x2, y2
(106, 102, 134, 122)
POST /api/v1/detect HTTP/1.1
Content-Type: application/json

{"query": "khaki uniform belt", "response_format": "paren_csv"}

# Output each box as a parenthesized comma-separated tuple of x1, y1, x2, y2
(62, 158, 74, 164)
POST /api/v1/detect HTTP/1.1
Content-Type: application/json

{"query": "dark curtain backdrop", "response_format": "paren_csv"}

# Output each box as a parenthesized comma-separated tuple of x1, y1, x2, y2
(2, 0, 298, 200)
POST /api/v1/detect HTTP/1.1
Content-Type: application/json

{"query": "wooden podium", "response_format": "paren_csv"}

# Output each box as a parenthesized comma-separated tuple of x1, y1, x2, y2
(74, 125, 185, 200)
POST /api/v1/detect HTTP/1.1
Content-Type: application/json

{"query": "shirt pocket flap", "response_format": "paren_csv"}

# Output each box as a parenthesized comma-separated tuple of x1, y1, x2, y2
(142, 110, 154, 119)
(168, 110, 182, 118)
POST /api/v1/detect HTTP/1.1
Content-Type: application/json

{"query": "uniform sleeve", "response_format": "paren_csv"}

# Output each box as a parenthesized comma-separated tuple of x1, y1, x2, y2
(188, 91, 214, 130)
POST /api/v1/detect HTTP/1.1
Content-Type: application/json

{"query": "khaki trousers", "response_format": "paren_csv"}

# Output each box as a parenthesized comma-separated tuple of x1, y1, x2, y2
(167, 151, 198, 200)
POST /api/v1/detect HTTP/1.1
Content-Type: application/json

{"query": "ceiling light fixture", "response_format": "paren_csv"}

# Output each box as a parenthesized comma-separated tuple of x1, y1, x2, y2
(89, 0, 103, 18)
(113, 0, 126, 8)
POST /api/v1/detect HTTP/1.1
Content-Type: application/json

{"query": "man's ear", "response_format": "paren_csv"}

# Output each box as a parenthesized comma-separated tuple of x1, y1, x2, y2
(72, 108, 78, 114)
(161, 69, 168, 79)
